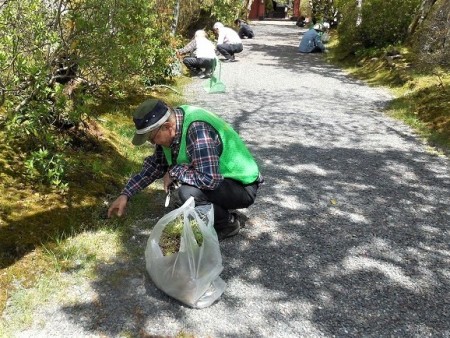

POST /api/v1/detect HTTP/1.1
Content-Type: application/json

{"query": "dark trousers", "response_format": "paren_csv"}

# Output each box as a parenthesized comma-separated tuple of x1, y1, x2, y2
(216, 43, 243, 60)
(238, 28, 254, 39)
(182, 57, 214, 74)
(177, 178, 259, 230)
(310, 46, 324, 53)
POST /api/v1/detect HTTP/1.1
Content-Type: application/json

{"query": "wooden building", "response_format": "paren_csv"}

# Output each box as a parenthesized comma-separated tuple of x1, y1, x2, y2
(248, 0, 301, 20)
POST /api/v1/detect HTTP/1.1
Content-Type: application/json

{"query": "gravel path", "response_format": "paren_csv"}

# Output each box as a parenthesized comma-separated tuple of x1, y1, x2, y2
(11, 21, 450, 337)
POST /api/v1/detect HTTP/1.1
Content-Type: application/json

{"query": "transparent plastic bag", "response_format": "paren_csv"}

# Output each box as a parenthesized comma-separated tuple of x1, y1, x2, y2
(321, 32, 330, 43)
(145, 197, 226, 308)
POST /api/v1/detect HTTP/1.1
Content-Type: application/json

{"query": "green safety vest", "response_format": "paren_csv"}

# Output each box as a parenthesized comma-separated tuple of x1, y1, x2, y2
(162, 105, 259, 185)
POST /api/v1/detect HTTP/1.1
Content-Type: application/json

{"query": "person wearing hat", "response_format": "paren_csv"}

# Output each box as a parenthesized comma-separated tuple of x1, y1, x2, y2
(176, 30, 216, 79)
(212, 22, 243, 62)
(107, 99, 263, 240)
(298, 23, 326, 53)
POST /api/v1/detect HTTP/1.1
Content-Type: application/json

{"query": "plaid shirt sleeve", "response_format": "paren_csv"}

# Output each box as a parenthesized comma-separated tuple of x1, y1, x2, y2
(177, 39, 197, 55)
(121, 146, 169, 198)
(169, 121, 223, 190)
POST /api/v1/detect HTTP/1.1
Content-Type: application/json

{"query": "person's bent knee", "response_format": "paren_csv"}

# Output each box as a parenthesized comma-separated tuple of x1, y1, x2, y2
(178, 184, 209, 205)
(242, 184, 258, 207)
(234, 44, 243, 53)
(216, 44, 226, 52)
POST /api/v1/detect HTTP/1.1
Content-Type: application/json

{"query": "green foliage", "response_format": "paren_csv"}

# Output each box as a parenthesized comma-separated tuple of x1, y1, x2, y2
(0, 0, 180, 187)
(409, 0, 450, 74)
(164, 0, 246, 39)
(334, 2, 361, 55)
(0, 0, 248, 127)
(359, 0, 420, 47)
(159, 216, 203, 256)
(309, 0, 338, 22)
(300, 0, 312, 18)
(336, 0, 421, 55)
(265, 0, 274, 13)
(205, 0, 244, 24)
(24, 148, 68, 191)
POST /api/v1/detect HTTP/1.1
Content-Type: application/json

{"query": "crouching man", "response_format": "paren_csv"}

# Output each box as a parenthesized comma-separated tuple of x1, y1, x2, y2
(108, 99, 263, 240)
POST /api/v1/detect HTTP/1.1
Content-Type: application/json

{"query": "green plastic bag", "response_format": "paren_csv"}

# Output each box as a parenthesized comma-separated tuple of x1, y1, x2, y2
(203, 58, 226, 94)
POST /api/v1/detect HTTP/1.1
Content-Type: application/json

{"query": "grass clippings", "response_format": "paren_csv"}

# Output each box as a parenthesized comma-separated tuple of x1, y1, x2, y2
(159, 216, 204, 256)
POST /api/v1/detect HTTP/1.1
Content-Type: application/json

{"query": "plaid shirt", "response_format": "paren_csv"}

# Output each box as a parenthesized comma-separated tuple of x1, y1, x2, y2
(121, 108, 223, 198)
(177, 39, 197, 55)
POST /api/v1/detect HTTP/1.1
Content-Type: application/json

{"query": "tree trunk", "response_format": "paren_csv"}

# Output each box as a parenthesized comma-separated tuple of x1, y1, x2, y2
(245, 0, 254, 19)
(408, 0, 438, 36)
(171, 0, 180, 36)
(356, 0, 363, 26)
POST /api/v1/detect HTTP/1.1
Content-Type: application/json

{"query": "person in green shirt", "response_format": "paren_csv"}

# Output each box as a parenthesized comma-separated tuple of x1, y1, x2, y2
(108, 99, 263, 240)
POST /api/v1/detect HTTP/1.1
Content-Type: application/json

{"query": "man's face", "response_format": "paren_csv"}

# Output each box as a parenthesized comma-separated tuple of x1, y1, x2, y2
(147, 126, 162, 145)
(148, 122, 174, 147)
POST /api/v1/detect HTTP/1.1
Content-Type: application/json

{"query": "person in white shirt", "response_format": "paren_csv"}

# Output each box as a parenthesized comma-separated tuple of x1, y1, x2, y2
(213, 22, 243, 62)
(176, 30, 216, 78)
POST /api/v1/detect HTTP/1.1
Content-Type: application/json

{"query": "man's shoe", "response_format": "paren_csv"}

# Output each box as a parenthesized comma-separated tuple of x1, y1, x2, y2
(199, 72, 211, 79)
(221, 56, 237, 63)
(216, 213, 240, 241)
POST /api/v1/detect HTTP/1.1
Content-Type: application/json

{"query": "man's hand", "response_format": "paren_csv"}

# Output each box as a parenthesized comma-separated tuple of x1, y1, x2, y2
(107, 195, 128, 218)
(163, 172, 174, 193)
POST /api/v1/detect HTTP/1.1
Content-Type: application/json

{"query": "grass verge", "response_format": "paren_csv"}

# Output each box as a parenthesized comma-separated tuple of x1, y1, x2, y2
(328, 43, 450, 154)
(0, 84, 185, 334)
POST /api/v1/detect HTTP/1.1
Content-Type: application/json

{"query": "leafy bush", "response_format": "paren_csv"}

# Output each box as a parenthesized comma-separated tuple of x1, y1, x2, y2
(309, 0, 339, 23)
(334, 1, 362, 55)
(358, 0, 420, 47)
(0, 0, 178, 186)
(24, 148, 68, 191)
(410, 0, 450, 75)
(336, 0, 420, 55)
(0, 0, 247, 187)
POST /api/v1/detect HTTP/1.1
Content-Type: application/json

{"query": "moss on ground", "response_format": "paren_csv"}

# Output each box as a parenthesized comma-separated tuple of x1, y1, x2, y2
(0, 88, 183, 314)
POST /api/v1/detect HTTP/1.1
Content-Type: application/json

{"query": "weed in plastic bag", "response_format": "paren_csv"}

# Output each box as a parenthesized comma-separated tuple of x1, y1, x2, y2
(145, 197, 226, 308)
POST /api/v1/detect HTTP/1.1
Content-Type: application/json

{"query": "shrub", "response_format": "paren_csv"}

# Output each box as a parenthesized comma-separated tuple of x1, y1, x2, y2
(24, 148, 68, 191)
(410, 0, 450, 75)
(336, 0, 421, 55)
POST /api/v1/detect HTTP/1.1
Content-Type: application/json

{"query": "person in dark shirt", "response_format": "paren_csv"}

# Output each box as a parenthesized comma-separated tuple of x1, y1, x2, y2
(234, 19, 255, 39)
(108, 99, 263, 240)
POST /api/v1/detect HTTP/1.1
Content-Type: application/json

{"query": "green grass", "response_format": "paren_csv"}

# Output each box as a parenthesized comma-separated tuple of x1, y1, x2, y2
(0, 84, 184, 328)
(327, 41, 450, 154)
(387, 82, 450, 152)
(159, 216, 204, 256)
(0, 229, 124, 336)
